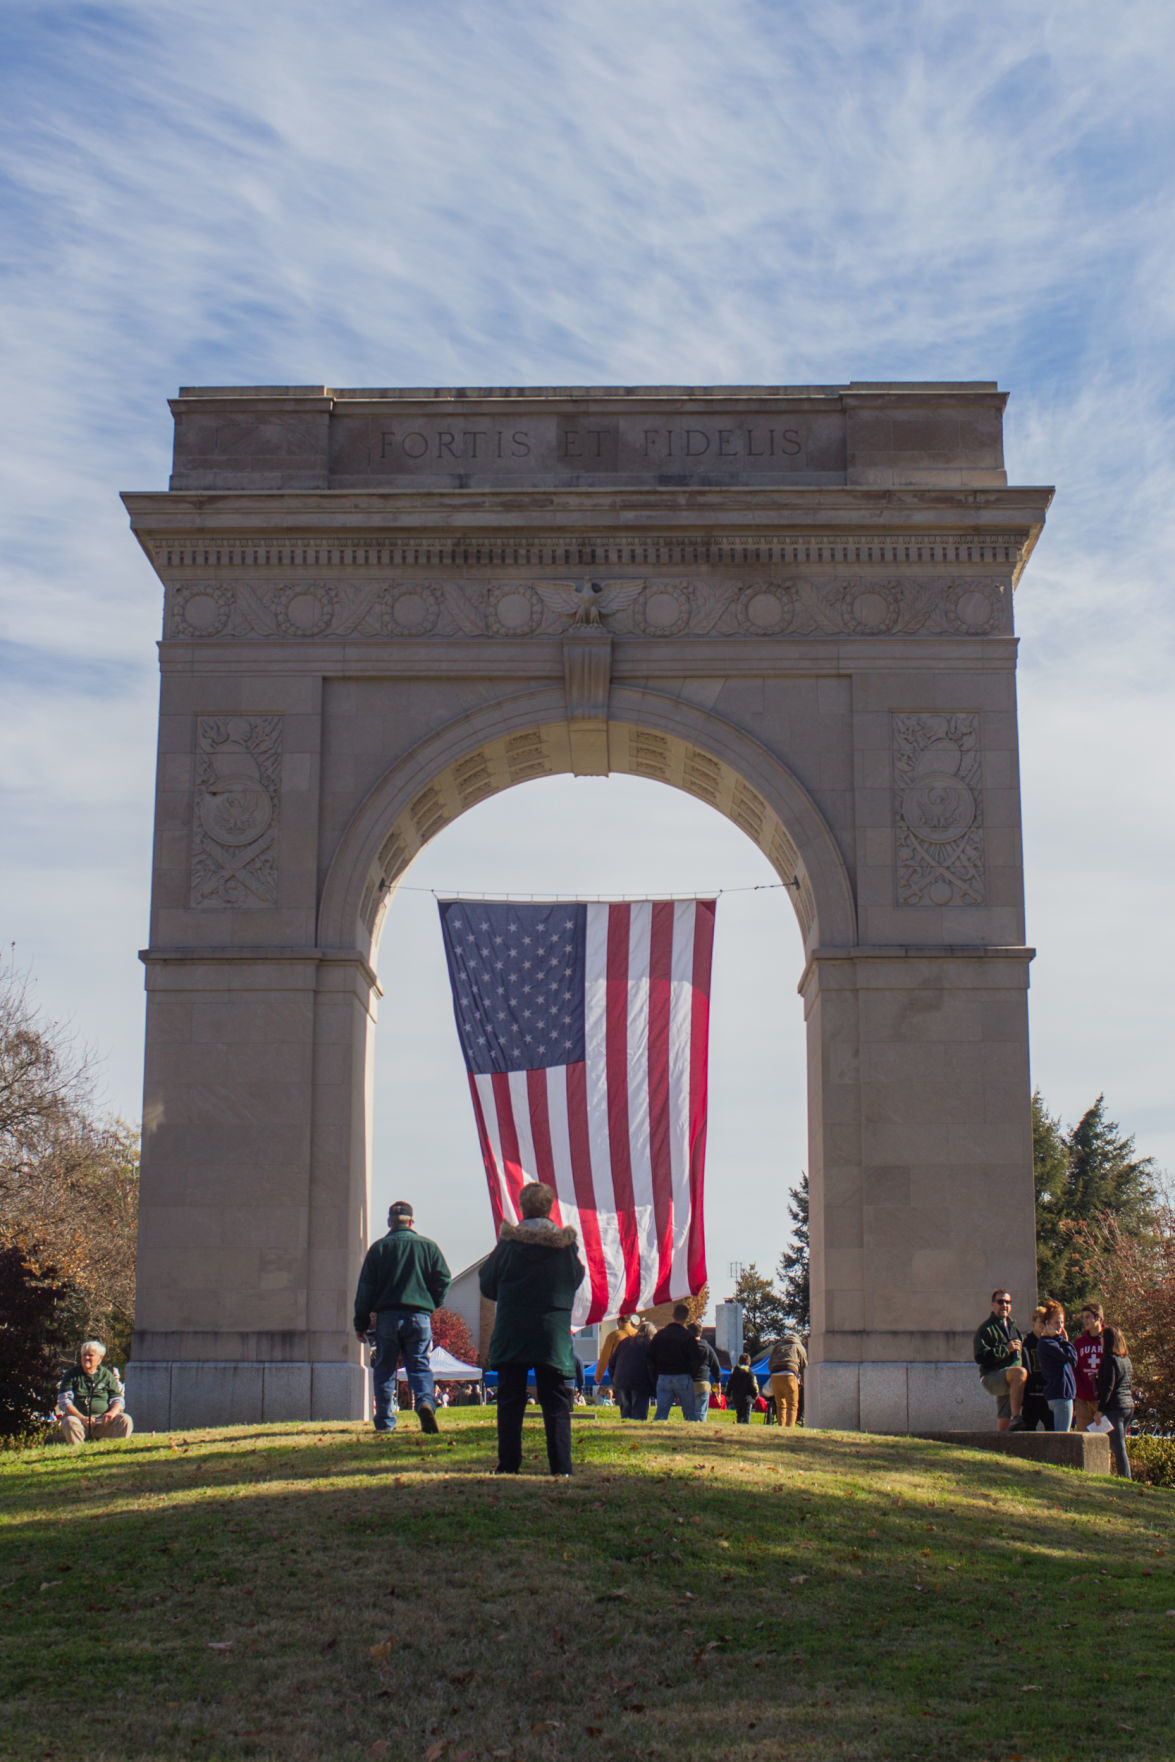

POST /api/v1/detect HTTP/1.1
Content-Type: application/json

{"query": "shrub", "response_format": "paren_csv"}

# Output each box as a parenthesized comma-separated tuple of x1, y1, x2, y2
(1127, 1436, 1175, 1488)
(0, 1242, 78, 1439)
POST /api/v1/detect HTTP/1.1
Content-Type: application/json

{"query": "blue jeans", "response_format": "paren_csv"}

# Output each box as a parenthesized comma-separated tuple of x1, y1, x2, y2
(695, 1382, 712, 1422)
(372, 1309, 434, 1431)
(1107, 1413, 1133, 1478)
(653, 1373, 697, 1420)
(1048, 1397, 1073, 1434)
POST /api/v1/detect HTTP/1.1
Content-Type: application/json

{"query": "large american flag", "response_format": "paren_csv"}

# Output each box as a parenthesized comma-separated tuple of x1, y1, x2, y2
(438, 898, 715, 1326)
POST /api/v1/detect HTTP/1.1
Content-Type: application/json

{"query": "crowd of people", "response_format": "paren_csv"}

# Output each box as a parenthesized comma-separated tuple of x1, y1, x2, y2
(45, 1212, 1136, 1486)
(973, 1290, 1134, 1476)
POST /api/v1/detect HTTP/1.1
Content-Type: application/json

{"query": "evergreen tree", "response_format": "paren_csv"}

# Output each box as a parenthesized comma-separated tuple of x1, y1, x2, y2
(729, 1266, 786, 1356)
(777, 1171, 810, 1331)
(1034, 1091, 1158, 1314)
(1033, 1092, 1071, 1303)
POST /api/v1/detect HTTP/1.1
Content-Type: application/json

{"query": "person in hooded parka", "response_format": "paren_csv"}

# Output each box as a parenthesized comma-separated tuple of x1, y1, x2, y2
(479, 1181, 586, 1476)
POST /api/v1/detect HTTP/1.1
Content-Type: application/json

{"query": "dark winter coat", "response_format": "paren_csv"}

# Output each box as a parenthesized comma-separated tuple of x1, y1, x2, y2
(1036, 1334, 1078, 1402)
(478, 1219, 585, 1376)
(353, 1227, 451, 1330)
(609, 1333, 655, 1396)
(1096, 1352, 1134, 1417)
(692, 1337, 723, 1385)
(725, 1366, 760, 1403)
(972, 1315, 1023, 1376)
(646, 1322, 702, 1380)
(1021, 1328, 1046, 1397)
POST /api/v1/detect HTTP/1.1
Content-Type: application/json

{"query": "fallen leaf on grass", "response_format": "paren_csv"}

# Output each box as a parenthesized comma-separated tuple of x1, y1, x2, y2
(584, 1728, 603, 1738)
(367, 1745, 388, 1760)
(425, 1744, 448, 1762)
(369, 1640, 393, 1661)
(530, 1721, 561, 1733)
(38, 1582, 61, 1592)
(789, 1574, 808, 1585)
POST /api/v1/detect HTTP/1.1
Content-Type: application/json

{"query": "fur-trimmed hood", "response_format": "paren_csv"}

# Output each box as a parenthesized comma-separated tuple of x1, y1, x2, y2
(499, 1218, 579, 1250)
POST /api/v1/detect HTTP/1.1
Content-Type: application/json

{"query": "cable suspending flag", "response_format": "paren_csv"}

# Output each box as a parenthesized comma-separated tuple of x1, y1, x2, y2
(439, 898, 715, 1326)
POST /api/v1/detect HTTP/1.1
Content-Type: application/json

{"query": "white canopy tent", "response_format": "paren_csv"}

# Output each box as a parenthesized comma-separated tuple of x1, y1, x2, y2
(428, 1346, 483, 1380)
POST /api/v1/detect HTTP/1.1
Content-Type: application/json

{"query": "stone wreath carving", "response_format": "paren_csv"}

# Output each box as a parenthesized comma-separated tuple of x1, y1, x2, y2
(273, 582, 336, 637)
(484, 583, 543, 637)
(893, 713, 985, 906)
(173, 582, 232, 638)
(379, 582, 441, 636)
(191, 716, 282, 907)
(735, 583, 797, 635)
(163, 574, 1011, 640)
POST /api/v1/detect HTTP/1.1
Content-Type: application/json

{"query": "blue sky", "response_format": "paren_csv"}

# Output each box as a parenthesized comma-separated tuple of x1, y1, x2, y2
(2, 1, 1173, 1291)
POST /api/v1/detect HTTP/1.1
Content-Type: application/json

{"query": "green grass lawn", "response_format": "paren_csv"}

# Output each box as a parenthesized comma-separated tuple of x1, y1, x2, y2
(2, 1409, 1173, 1762)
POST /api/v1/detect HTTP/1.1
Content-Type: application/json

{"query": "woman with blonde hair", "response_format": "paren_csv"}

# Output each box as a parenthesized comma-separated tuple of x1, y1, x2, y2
(1036, 1300, 1078, 1434)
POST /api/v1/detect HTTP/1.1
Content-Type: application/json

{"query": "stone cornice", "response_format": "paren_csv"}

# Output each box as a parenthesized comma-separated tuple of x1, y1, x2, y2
(123, 484, 1054, 537)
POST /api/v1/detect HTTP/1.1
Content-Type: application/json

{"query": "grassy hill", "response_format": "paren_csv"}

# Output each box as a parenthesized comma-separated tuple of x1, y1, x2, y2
(2, 1411, 1173, 1762)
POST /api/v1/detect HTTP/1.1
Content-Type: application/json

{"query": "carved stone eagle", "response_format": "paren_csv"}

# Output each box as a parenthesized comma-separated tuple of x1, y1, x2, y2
(534, 579, 642, 627)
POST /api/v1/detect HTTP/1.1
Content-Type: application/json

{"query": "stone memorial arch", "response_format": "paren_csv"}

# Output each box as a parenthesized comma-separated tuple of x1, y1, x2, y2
(123, 382, 1051, 1433)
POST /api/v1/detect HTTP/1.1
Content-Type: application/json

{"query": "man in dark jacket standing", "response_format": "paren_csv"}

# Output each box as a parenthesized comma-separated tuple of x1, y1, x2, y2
(648, 1304, 703, 1421)
(354, 1201, 451, 1435)
(689, 1321, 723, 1422)
(479, 1181, 585, 1476)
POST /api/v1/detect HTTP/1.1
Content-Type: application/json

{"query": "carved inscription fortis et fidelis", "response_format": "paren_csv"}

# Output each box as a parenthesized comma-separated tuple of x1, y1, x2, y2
(191, 716, 282, 908)
(894, 713, 985, 907)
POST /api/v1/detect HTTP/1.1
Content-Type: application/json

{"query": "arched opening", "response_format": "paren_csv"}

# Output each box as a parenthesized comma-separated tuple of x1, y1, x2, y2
(369, 770, 810, 1310)
(314, 695, 854, 1375)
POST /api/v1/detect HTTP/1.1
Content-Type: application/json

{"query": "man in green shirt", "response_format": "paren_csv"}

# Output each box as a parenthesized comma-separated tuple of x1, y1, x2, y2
(353, 1201, 451, 1435)
(56, 1341, 133, 1444)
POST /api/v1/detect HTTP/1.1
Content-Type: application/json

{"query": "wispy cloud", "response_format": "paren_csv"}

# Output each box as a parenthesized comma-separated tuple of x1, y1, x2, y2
(1, 1, 1172, 1267)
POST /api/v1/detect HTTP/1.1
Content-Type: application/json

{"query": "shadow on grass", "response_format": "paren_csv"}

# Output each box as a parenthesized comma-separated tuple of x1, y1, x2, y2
(1, 1425, 1172, 1762)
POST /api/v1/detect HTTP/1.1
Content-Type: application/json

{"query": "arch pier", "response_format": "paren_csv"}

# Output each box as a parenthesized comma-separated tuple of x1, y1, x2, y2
(123, 382, 1051, 1432)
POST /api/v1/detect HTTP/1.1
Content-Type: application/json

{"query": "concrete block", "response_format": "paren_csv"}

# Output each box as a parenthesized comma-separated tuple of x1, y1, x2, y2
(312, 1361, 366, 1420)
(170, 1363, 265, 1427)
(123, 1363, 172, 1432)
(262, 1363, 313, 1421)
(806, 1362, 860, 1430)
(915, 1430, 1114, 1474)
(859, 1362, 909, 1432)
(908, 1363, 992, 1431)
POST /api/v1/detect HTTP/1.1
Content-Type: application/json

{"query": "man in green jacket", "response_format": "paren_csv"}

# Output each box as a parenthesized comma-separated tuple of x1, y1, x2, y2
(56, 1341, 132, 1444)
(479, 1181, 585, 1476)
(354, 1201, 451, 1435)
(972, 1288, 1028, 1432)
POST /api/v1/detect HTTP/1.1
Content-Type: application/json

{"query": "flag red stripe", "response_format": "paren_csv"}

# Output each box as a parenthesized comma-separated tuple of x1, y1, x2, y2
(686, 900, 715, 1293)
(490, 1071, 527, 1218)
(605, 903, 642, 1314)
(525, 1068, 562, 1227)
(468, 1075, 505, 1231)
(566, 1060, 610, 1321)
(647, 900, 676, 1304)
